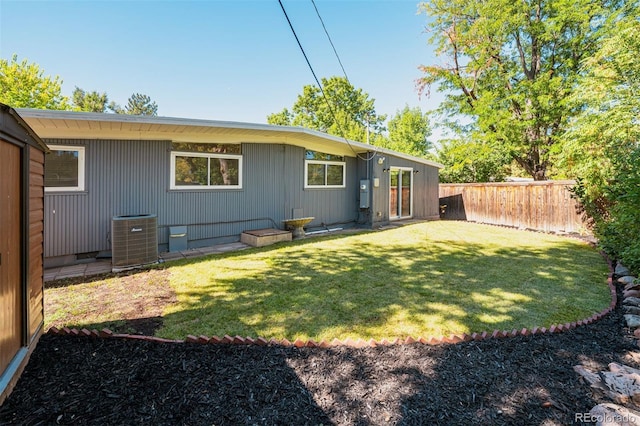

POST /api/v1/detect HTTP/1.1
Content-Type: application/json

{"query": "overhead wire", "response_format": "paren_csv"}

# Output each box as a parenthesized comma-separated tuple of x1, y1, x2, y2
(277, 0, 379, 161)
(310, 0, 350, 83)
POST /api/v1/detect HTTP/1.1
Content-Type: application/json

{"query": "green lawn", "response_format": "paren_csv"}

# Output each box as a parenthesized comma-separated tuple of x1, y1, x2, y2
(156, 221, 610, 341)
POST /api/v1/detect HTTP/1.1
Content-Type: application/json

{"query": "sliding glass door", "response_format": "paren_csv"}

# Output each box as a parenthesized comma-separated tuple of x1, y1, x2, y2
(389, 167, 412, 219)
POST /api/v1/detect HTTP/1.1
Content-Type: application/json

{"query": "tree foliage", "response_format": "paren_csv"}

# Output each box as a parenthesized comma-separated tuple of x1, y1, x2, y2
(560, 10, 640, 272)
(0, 54, 70, 110)
(378, 105, 432, 157)
(267, 76, 386, 143)
(72, 87, 109, 112)
(0, 55, 159, 116)
(432, 138, 511, 183)
(418, 0, 621, 180)
(71, 88, 159, 115)
(122, 93, 158, 116)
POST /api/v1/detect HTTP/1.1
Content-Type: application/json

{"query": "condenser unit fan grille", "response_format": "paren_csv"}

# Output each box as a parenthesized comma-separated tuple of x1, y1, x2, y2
(111, 214, 158, 270)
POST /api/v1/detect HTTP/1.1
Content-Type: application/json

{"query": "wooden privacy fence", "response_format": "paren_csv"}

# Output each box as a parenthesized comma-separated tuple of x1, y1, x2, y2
(438, 180, 588, 234)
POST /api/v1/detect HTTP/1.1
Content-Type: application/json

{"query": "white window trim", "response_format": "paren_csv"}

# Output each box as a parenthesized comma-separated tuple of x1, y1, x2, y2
(389, 166, 413, 220)
(170, 151, 243, 190)
(304, 160, 346, 189)
(45, 145, 85, 192)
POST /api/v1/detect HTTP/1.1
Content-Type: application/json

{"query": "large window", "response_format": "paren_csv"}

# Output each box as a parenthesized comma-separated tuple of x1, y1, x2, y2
(44, 145, 85, 192)
(170, 143, 242, 189)
(304, 150, 346, 188)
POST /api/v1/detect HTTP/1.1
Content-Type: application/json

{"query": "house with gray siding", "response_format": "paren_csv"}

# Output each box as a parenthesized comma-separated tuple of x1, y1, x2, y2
(18, 109, 442, 267)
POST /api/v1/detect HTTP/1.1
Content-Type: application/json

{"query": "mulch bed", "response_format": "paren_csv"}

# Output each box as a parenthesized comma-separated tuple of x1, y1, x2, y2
(1, 306, 636, 425)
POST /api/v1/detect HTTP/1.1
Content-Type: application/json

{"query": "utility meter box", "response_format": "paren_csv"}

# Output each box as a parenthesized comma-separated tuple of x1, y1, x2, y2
(359, 179, 370, 209)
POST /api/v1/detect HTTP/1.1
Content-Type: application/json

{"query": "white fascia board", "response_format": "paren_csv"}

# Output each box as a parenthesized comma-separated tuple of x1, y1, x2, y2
(16, 108, 443, 168)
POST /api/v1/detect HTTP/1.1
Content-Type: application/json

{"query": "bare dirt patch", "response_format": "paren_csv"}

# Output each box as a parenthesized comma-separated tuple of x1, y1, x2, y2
(45, 268, 177, 335)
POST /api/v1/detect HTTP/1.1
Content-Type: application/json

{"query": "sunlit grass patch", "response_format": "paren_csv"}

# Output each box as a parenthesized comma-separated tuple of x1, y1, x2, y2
(156, 221, 609, 341)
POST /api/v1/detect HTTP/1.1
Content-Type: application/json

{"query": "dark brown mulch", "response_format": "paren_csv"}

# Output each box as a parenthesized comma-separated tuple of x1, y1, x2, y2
(1, 303, 636, 425)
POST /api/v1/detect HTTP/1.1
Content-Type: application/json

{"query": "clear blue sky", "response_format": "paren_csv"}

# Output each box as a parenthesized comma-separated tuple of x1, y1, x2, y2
(1, 0, 444, 134)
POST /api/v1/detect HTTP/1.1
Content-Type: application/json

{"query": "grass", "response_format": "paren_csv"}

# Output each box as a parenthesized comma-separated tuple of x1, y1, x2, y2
(45, 221, 611, 342)
(158, 221, 610, 341)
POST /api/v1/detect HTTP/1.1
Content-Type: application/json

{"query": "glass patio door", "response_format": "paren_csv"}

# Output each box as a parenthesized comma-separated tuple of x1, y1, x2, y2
(389, 167, 412, 219)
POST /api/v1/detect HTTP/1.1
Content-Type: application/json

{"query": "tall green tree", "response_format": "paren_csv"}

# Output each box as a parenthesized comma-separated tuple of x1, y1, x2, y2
(418, 0, 621, 180)
(379, 105, 432, 157)
(560, 11, 640, 272)
(267, 76, 386, 143)
(72, 87, 109, 112)
(0, 54, 70, 110)
(560, 10, 640, 207)
(122, 93, 158, 116)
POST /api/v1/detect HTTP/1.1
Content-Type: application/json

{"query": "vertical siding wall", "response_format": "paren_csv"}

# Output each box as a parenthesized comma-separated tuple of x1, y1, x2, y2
(44, 140, 359, 258)
(28, 147, 44, 335)
(392, 157, 440, 221)
(438, 181, 587, 233)
(44, 139, 165, 257)
(363, 154, 440, 228)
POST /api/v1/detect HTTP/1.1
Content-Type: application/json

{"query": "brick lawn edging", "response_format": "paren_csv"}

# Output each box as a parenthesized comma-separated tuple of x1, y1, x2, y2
(46, 255, 617, 348)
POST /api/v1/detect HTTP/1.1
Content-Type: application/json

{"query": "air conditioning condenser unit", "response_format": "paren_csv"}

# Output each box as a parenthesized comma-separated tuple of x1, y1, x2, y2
(111, 214, 158, 272)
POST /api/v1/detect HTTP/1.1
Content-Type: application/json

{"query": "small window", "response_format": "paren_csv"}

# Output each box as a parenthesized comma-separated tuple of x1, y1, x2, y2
(44, 145, 85, 192)
(305, 151, 346, 188)
(170, 151, 242, 189)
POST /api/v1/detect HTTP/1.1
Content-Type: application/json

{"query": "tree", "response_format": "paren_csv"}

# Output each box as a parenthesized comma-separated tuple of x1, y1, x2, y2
(559, 11, 640, 272)
(72, 87, 109, 112)
(72, 89, 159, 115)
(266, 108, 292, 126)
(378, 105, 432, 157)
(107, 101, 124, 114)
(432, 138, 511, 183)
(267, 76, 386, 143)
(122, 93, 158, 116)
(418, 0, 621, 180)
(0, 54, 70, 110)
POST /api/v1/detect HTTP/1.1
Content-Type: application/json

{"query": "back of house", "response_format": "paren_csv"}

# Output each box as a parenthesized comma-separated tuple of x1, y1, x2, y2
(18, 109, 442, 267)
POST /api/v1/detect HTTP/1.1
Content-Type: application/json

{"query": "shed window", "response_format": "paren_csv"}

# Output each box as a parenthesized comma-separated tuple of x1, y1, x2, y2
(304, 151, 346, 188)
(170, 151, 242, 189)
(44, 145, 85, 192)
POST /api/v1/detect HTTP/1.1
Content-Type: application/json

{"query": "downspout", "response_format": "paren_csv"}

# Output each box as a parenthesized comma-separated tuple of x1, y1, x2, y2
(368, 152, 373, 226)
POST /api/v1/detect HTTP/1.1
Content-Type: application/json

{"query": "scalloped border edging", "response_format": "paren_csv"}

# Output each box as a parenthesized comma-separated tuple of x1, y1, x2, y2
(46, 254, 618, 348)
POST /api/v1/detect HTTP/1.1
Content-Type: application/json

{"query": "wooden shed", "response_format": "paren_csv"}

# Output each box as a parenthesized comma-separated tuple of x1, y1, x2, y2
(0, 104, 48, 404)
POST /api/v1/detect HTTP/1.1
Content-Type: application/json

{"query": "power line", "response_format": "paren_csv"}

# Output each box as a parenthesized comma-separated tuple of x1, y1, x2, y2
(310, 0, 350, 83)
(277, 0, 378, 161)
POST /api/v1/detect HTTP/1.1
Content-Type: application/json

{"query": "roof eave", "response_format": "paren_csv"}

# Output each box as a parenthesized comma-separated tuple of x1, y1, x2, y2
(2, 105, 50, 152)
(16, 108, 443, 168)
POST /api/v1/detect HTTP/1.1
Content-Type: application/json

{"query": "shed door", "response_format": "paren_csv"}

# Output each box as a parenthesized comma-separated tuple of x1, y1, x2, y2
(0, 141, 22, 377)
